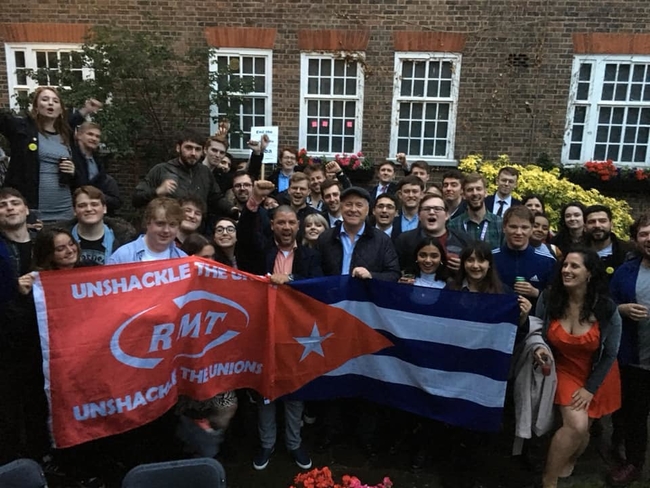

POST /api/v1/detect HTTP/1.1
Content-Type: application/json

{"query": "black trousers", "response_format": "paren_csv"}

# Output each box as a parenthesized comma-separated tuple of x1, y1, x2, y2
(620, 365, 650, 467)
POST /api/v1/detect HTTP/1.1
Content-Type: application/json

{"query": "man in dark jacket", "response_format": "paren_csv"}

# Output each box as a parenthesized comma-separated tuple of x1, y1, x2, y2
(584, 204, 633, 279)
(132, 130, 232, 218)
(317, 187, 400, 281)
(236, 179, 321, 471)
(395, 193, 471, 274)
(71, 121, 122, 215)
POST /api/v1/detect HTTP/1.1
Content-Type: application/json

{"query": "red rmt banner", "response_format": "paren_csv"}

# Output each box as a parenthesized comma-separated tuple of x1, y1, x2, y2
(33, 257, 390, 448)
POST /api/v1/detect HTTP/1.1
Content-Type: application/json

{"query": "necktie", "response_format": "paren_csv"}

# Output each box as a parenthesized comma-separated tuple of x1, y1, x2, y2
(497, 200, 506, 217)
(380, 185, 387, 195)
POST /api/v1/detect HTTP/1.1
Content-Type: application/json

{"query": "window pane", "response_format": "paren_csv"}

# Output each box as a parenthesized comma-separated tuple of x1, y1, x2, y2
(435, 141, 447, 157)
(569, 144, 582, 160)
(320, 77, 331, 94)
(574, 106, 587, 123)
(255, 57, 265, 74)
(308, 59, 318, 76)
(413, 80, 425, 97)
(579, 63, 592, 81)
(308, 77, 318, 94)
(307, 100, 318, 116)
(401, 79, 412, 97)
(612, 108, 624, 125)
(601, 83, 614, 100)
(429, 61, 439, 78)
(427, 80, 439, 97)
(345, 101, 355, 117)
(441, 61, 452, 79)
(321, 59, 331, 76)
(254, 76, 265, 92)
(425, 103, 437, 120)
(319, 101, 330, 117)
(36, 51, 46, 68)
(438, 103, 450, 120)
(347, 62, 357, 77)
(630, 84, 642, 101)
(334, 60, 345, 76)
(577, 83, 589, 100)
(412, 103, 423, 120)
(402, 61, 413, 78)
(604, 64, 617, 81)
(633, 65, 645, 82)
(617, 64, 630, 82)
(414, 61, 426, 78)
(345, 79, 356, 96)
(440, 81, 451, 98)
(572, 125, 584, 142)
(242, 57, 253, 74)
(333, 77, 344, 95)
(14, 51, 25, 67)
(614, 84, 627, 101)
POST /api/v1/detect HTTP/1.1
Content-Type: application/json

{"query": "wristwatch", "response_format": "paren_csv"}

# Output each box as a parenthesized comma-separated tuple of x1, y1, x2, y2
(287, 274, 295, 282)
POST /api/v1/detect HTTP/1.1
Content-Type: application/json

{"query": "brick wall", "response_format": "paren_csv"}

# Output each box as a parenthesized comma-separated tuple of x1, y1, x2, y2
(2, 0, 650, 214)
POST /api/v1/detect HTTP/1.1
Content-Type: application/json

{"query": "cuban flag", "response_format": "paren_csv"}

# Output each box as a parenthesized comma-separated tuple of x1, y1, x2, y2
(290, 276, 520, 432)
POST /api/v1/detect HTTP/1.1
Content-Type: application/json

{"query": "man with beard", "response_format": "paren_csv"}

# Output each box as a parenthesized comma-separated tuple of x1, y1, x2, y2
(584, 204, 633, 278)
(608, 213, 650, 487)
(132, 130, 231, 218)
(321, 179, 343, 228)
(72, 122, 122, 215)
(448, 172, 503, 250)
(67, 186, 136, 266)
(287, 173, 318, 222)
(395, 194, 470, 273)
(373, 194, 398, 238)
(236, 180, 321, 471)
(227, 171, 254, 219)
(442, 169, 466, 220)
(305, 164, 326, 211)
(393, 175, 424, 240)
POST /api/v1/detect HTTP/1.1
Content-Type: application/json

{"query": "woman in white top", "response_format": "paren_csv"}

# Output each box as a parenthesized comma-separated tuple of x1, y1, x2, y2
(399, 236, 449, 288)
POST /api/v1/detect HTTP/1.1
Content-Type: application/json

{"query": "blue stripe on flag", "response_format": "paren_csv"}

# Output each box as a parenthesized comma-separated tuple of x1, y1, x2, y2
(292, 375, 504, 432)
(375, 331, 512, 382)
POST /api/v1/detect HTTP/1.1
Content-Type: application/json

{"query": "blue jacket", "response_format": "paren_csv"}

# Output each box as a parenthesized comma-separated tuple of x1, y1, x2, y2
(610, 257, 643, 365)
(107, 235, 187, 264)
(492, 244, 556, 292)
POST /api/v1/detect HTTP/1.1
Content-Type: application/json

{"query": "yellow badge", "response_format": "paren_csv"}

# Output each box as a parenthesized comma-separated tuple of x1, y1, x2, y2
(28, 143, 38, 151)
(606, 266, 614, 275)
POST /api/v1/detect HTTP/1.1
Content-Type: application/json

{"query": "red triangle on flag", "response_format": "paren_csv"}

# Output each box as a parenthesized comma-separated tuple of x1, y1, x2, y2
(267, 285, 393, 399)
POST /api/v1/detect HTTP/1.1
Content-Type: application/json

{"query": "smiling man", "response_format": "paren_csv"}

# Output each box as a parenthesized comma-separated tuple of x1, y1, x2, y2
(491, 205, 555, 303)
(448, 173, 503, 250)
(108, 197, 187, 264)
(235, 179, 322, 471)
(132, 130, 231, 218)
(317, 187, 400, 281)
(584, 204, 633, 279)
(69, 186, 136, 266)
(287, 173, 318, 222)
(176, 195, 206, 245)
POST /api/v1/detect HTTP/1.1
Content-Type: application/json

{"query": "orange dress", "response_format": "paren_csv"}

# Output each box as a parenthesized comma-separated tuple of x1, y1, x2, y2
(547, 319, 621, 418)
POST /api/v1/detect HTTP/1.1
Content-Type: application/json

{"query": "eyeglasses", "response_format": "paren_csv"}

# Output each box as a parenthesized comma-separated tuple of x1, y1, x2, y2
(420, 206, 446, 213)
(233, 183, 252, 189)
(215, 226, 236, 234)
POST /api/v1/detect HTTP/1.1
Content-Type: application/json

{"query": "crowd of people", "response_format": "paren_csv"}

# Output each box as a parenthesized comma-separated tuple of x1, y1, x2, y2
(1, 86, 650, 488)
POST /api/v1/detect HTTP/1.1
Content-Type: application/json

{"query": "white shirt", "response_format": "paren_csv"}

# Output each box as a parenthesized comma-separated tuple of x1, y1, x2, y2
(492, 194, 513, 216)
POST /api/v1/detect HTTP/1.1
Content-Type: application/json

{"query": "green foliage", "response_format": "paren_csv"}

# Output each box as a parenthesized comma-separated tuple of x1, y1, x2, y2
(459, 154, 634, 238)
(14, 26, 252, 167)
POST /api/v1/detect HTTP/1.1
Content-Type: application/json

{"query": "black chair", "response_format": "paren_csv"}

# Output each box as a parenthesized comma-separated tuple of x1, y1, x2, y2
(0, 458, 48, 488)
(121, 457, 226, 488)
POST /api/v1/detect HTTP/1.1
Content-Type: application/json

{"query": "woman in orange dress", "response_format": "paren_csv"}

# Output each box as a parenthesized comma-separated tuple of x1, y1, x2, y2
(534, 248, 621, 488)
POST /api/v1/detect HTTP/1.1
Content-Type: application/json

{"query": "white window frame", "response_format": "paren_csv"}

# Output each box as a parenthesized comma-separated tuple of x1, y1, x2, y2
(563, 54, 650, 166)
(5, 42, 92, 110)
(389, 52, 462, 166)
(208, 48, 273, 158)
(298, 52, 365, 157)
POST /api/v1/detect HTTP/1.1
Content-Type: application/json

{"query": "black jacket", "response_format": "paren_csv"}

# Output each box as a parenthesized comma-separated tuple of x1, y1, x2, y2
(317, 221, 400, 281)
(369, 182, 398, 206)
(235, 204, 322, 279)
(70, 144, 122, 214)
(132, 157, 232, 217)
(1, 110, 85, 209)
(484, 194, 522, 215)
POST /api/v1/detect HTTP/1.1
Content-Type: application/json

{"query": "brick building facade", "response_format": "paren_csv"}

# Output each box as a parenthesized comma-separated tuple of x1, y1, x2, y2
(1, 1, 650, 173)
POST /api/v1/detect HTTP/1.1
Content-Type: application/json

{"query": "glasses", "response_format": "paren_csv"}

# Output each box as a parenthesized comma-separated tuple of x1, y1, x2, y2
(233, 183, 252, 189)
(420, 206, 446, 213)
(215, 226, 236, 235)
(375, 204, 396, 210)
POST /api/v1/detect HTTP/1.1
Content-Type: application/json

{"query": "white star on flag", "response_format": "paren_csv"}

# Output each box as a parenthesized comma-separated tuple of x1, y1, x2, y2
(293, 323, 334, 362)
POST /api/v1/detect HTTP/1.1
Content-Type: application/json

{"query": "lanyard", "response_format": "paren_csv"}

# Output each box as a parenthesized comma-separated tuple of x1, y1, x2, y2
(464, 220, 489, 241)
